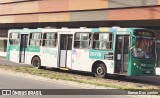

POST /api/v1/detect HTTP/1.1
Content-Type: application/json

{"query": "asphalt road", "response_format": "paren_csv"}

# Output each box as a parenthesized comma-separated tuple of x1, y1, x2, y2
(0, 74, 77, 89)
(0, 73, 136, 98)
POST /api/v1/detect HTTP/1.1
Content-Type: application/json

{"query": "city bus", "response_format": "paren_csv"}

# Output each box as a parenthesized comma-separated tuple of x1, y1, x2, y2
(6, 27, 156, 78)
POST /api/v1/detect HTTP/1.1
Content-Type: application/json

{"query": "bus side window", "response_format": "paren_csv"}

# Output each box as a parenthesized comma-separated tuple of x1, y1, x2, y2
(74, 41, 80, 48)
(29, 33, 34, 46)
(29, 32, 42, 46)
(92, 33, 113, 50)
(42, 32, 57, 48)
(74, 32, 91, 49)
(9, 32, 20, 45)
(92, 33, 99, 49)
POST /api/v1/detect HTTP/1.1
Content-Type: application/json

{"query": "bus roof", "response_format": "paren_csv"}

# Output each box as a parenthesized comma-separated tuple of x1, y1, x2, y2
(8, 27, 149, 34)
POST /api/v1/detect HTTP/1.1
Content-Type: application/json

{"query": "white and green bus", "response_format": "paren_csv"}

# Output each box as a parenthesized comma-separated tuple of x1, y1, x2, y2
(6, 27, 156, 78)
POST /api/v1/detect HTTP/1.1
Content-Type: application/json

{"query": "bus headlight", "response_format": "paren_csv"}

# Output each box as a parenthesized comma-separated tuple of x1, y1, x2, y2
(133, 63, 136, 66)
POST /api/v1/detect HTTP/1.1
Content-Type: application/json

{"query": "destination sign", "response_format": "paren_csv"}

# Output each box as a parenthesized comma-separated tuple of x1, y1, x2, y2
(134, 30, 155, 37)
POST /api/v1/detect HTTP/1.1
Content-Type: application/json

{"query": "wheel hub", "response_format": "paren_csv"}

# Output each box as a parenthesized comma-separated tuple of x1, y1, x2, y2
(33, 59, 39, 67)
(97, 67, 104, 75)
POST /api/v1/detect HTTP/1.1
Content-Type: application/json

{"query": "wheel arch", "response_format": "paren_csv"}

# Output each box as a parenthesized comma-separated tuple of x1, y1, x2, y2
(91, 60, 107, 73)
(31, 55, 41, 64)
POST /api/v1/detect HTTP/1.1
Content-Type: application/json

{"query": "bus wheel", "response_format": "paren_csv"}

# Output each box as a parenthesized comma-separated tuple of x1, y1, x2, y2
(32, 57, 41, 69)
(94, 63, 107, 78)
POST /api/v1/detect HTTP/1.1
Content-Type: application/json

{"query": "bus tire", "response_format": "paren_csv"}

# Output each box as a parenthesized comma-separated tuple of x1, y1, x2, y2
(93, 63, 107, 78)
(32, 56, 42, 69)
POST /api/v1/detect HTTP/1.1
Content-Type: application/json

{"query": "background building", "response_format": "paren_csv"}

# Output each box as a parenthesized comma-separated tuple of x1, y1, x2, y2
(0, 0, 159, 74)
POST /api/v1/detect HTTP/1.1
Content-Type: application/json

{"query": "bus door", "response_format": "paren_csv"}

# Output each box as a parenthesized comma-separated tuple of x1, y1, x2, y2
(115, 35, 129, 74)
(19, 34, 28, 63)
(59, 34, 73, 68)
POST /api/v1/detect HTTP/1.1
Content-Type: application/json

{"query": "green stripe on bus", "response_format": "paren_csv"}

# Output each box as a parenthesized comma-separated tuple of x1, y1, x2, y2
(92, 28, 100, 32)
(27, 46, 40, 52)
(89, 50, 104, 59)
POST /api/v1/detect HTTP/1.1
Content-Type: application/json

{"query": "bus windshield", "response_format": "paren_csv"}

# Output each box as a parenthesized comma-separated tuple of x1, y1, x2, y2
(132, 38, 155, 59)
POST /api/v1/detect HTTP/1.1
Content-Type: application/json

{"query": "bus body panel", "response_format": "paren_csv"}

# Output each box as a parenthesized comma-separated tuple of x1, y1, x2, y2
(71, 49, 115, 74)
(89, 49, 115, 74)
(25, 46, 41, 65)
(128, 55, 156, 76)
(71, 49, 92, 72)
(26, 52, 41, 65)
(41, 47, 58, 67)
(9, 46, 20, 63)
(102, 60, 115, 74)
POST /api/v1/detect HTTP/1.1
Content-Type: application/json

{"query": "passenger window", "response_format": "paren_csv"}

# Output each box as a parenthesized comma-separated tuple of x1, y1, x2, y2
(29, 32, 42, 46)
(74, 33, 91, 49)
(9, 32, 20, 45)
(92, 33, 113, 50)
(42, 32, 57, 48)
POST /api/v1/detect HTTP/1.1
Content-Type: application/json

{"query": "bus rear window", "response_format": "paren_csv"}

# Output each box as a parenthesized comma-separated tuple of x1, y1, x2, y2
(9, 32, 20, 45)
